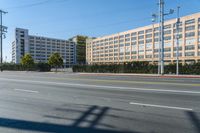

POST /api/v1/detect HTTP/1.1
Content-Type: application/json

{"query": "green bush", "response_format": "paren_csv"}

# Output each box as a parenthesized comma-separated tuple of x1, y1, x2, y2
(1, 63, 51, 72)
(72, 61, 200, 75)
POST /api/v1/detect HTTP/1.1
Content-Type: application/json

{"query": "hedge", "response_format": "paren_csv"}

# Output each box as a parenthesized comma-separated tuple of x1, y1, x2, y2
(73, 61, 200, 75)
(1, 63, 51, 72)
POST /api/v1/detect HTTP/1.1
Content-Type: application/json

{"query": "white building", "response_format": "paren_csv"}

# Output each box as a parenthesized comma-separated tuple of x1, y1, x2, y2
(12, 28, 76, 67)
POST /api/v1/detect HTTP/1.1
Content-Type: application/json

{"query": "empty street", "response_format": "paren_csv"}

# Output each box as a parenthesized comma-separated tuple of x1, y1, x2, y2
(0, 71, 200, 133)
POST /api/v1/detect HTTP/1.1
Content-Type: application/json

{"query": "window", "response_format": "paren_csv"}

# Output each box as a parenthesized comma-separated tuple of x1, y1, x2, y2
(173, 47, 182, 51)
(138, 35, 144, 39)
(146, 43, 152, 49)
(164, 42, 171, 47)
(146, 34, 152, 38)
(154, 32, 159, 37)
(138, 30, 144, 35)
(131, 37, 137, 41)
(154, 43, 159, 48)
(119, 47, 124, 53)
(164, 36, 171, 41)
(186, 38, 195, 45)
(131, 42, 136, 45)
(185, 32, 195, 38)
(173, 53, 182, 57)
(125, 34, 130, 38)
(154, 38, 159, 42)
(138, 40, 144, 44)
(132, 56, 137, 59)
(145, 29, 152, 33)
(164, 54, 171, 57)
(146, 55, 152, 58)
(119, 44, 124, 47)
(131, 51, 137, 54)
(154, 27, 159, 31)
(154, 49, 159, 53)
(185, 19, 195, 25)
(174, 39, 183, 45)
(185, 45, 195, 50)
(114, 36, 118, 40)
(139, 45, 144, 50)
(146, 49, 152, 54)
(131, 32, 137, 36)
(138, 55, 144, 59)
(109, 38, 113, 41)
(146, 39, 152, 43)
(185, 25, 195, 31)
(125, 43, 130, 46)
(173, 28, 182, 33)
(164, 24, 171, 29)
(164, 30, 171, 35)
(132, 45, 137, 51)
(164, 48, 171, 52)
(154, 54, 159, 58)
(125, 38, 130, 42)
(174, 34, 182, 39)
(119, 35, 124, 39)
(185, 52, 195, 56)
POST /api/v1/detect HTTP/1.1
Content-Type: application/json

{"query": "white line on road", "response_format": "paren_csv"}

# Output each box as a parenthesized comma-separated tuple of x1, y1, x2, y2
(14, 89, 39, 93)
(0, 77, 200, 94)
(129, 102, 193, 111)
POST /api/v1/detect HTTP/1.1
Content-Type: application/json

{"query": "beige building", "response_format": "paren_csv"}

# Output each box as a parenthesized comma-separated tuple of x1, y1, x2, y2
(86, 12, 200, 65)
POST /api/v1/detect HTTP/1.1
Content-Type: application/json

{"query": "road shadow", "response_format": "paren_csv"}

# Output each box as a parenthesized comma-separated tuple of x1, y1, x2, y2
(186, 111, 200, 133)
(0, 104, 139, 133)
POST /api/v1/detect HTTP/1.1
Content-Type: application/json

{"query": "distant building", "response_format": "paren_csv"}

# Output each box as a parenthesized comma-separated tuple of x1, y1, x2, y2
(69, 35, 88, 64)
(86, 12, 200, 65)
(12, 28, 76, 67)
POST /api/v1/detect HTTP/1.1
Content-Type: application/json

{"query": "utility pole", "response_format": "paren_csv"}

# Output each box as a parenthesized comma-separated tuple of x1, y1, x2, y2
(0, 10, 8, 72)
(159, 0, 164, 75)
(176, 6, 180, 75)
(152, 0, 174, 75)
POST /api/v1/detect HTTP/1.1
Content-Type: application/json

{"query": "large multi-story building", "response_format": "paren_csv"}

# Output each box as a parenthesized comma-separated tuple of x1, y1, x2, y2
(86, 12, 200, 65)
(12, 28, 76, 67)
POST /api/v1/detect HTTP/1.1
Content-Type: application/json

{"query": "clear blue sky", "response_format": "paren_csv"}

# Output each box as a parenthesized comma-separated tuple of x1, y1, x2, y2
(1, 0, 200, 62)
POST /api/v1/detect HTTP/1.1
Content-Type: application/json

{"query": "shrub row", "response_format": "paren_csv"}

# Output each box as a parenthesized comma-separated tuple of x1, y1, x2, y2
(1, 63, 51, 72)
(73, 61, 200, 75)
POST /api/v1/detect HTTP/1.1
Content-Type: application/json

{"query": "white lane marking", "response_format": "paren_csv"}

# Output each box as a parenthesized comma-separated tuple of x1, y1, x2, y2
(129, 102, 193, 111)
(14, 89, 39, 93)
(0, 77, 200, 94)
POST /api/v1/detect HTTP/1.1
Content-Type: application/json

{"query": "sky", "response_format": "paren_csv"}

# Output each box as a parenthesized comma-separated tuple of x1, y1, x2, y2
(1, 0, 200, 62)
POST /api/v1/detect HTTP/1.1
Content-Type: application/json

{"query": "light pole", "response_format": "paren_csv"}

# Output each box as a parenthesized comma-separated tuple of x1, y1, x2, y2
(152, 0, 174, 75)
(0, 10, 8, 72)
(176, 6, 180, 75)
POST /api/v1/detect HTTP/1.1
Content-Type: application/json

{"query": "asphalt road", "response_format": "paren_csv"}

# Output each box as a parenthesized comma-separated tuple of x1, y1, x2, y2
(0, 71, 200, 133)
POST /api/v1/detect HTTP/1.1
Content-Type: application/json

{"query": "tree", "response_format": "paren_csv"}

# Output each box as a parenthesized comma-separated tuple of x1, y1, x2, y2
(21, 54, 34, 71)
(48, 53, 63, 72)
(76, 35, 88, 64)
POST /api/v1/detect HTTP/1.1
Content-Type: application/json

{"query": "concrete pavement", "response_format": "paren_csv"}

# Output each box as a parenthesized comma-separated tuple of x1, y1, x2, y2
(0, 71, 200, 133)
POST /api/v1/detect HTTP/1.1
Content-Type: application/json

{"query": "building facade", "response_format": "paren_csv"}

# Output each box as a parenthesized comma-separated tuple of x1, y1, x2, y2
(12, 28, 76, 67)
(86, 12, 200, 65)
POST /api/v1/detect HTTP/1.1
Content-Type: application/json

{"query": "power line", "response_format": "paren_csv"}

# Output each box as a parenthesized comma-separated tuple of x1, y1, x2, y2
(5, 0, 67, 10)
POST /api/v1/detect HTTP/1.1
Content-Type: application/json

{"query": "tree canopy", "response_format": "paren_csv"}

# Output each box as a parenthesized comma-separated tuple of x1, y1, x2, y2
(21, 54, 34, 70)
(48, 53, 63, 71)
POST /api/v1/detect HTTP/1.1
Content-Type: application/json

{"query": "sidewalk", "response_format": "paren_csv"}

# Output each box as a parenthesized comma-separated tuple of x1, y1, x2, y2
(77, 72, 200, 78)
